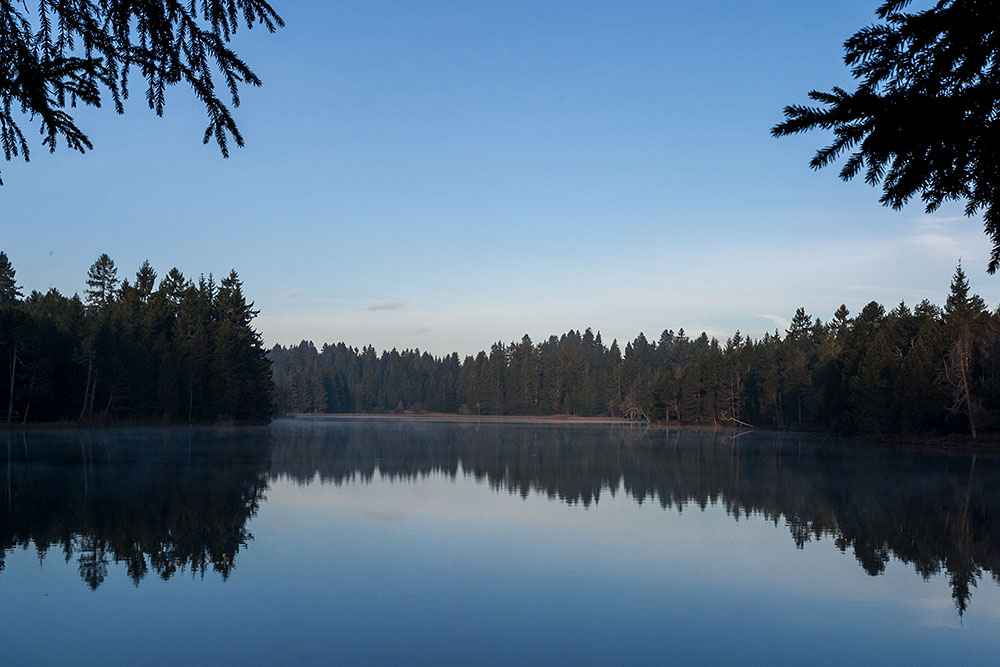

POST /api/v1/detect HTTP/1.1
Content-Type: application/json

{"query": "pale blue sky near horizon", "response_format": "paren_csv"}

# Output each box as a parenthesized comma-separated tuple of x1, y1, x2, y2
(3, 0, 996, 357)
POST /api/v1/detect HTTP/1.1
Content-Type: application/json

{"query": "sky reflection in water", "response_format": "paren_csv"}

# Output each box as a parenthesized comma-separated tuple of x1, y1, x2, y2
(2, 419, 999, 665)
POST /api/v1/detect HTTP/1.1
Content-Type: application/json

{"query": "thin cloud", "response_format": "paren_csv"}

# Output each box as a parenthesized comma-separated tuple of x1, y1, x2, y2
(756, 314, 790, 331)
(361, 511, 403, 524)
(363, 300, 407, 312)
(907, 217, 963, 254)
(278, 289, 301, 300)
(910, 233, 960, 252)
(411, 327, 432, 335)
(910, 214, 966, 225)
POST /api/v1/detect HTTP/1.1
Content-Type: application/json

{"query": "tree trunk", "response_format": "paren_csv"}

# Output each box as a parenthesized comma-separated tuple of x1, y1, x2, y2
(80, 357, 93, 420)
(7, 343, 16, 426)
(729, 379, 737, 421)
(960, 353, 977, 439)
(946, 339, 978, 439)
(88, 371, 98, 418)
(21, 373, 34, 424)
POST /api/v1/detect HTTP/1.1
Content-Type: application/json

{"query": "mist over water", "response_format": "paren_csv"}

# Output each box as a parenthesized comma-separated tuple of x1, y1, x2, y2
(2, 420, 999, 664)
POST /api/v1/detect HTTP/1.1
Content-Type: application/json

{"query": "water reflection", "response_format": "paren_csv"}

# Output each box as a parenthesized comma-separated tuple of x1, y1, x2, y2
(3, 419, 999, 618)
(1, 428, 270, 588)
(271, 419, 1000, 617)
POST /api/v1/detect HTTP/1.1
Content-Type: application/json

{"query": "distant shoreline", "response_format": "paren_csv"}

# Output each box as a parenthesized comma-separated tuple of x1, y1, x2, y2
(285, 412, 634, 426)
(281, 413, 1000, 451)
(6, 413, 995, 451)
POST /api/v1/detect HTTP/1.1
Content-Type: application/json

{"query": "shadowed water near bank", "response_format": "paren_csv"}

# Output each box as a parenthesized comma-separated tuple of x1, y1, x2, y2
(2, 419, 999, 664)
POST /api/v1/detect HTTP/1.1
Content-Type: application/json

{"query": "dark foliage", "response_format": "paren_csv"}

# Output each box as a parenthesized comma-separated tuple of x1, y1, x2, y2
(773, 0, 1000, 271)
(271, 266, 999, 438)
(0, 0, 283, 183)
(0, 252, 272, 424)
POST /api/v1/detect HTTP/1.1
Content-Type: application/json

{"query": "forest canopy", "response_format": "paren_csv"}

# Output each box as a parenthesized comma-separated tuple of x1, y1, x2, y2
(271, 266, 1000, 439)
(5, 251, 998, 438)
(0, 251, 272, 424)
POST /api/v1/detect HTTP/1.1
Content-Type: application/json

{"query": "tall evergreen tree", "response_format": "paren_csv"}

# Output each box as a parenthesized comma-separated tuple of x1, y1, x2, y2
(85, 253, 119, 310)
(894, 321, 947, 433)
(849, 331, 895, 434)
(783, 308, 816, 425)
(943, 265, 988, 438)
(0, 251, 22, 305)
(212, 270, 271, 421)
(135, 261, 157, 303)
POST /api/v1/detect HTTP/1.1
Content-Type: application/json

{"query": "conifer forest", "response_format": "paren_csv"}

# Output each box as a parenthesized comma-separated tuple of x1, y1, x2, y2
(4, 248, 1000, 439)
(0, 252, 272, 424)
(270, 266, 1000, 439)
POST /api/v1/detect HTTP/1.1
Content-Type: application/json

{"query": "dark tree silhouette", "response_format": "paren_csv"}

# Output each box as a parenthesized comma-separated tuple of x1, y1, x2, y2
(772, 1, 1000, 271)
(270, 264, 999, 437)
(1, 252, 272, 424)
(84, 252, 118, 309)
(0, 251, 21, 305)
(0, 1, 284, 184)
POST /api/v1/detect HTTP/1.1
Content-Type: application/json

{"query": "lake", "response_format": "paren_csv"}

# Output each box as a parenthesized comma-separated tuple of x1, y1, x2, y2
(2, 418, 999, 665)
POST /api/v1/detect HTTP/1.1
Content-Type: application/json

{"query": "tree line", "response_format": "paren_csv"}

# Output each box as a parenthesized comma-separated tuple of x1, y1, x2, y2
(0, 251, 272, 424)
(271, 266, 1000, 438)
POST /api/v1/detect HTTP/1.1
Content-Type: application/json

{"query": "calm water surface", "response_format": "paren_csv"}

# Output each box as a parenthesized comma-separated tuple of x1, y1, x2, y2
(2, 418, 999, 665)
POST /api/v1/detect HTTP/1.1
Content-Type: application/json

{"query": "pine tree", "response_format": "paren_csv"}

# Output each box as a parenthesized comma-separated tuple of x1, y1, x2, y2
(85, 253, 119, 310)
(600, 339, 624, 416)
(893, 321, 947, 433)
(0, 251, 22, 306)
(506, 335, 539, 414)
(135, 261, 157, 303)
(849, 331, 894, 434)
(943, 264, 988, 438)
(175, 275, 215, 421)
(783, 307, 815, 425)
(721, 332, 747, 423)
(213, 270, 271, 421)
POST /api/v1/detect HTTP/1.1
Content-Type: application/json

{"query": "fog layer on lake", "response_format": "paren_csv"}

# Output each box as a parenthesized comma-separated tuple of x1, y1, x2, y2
(2, 419, 998, 665)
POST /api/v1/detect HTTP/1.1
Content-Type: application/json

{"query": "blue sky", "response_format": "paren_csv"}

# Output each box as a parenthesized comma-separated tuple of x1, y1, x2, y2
(3, 0, 996, 356)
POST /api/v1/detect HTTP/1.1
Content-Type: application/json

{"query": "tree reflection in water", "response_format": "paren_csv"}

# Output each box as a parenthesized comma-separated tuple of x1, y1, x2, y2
(272, 419, 1000, 617)
(3, 419, 998, 618)
(1, 428, 271, 589)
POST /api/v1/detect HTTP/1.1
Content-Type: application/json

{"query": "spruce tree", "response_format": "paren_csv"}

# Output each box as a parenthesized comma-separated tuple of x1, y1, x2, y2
(849, 331, 894, 434)
(943, 264, 988, 437)
(213, 270, 271, 421)
(0, 251, 21, 306)
(135, 261, 157, 303)
(85, 254, 119, 310)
